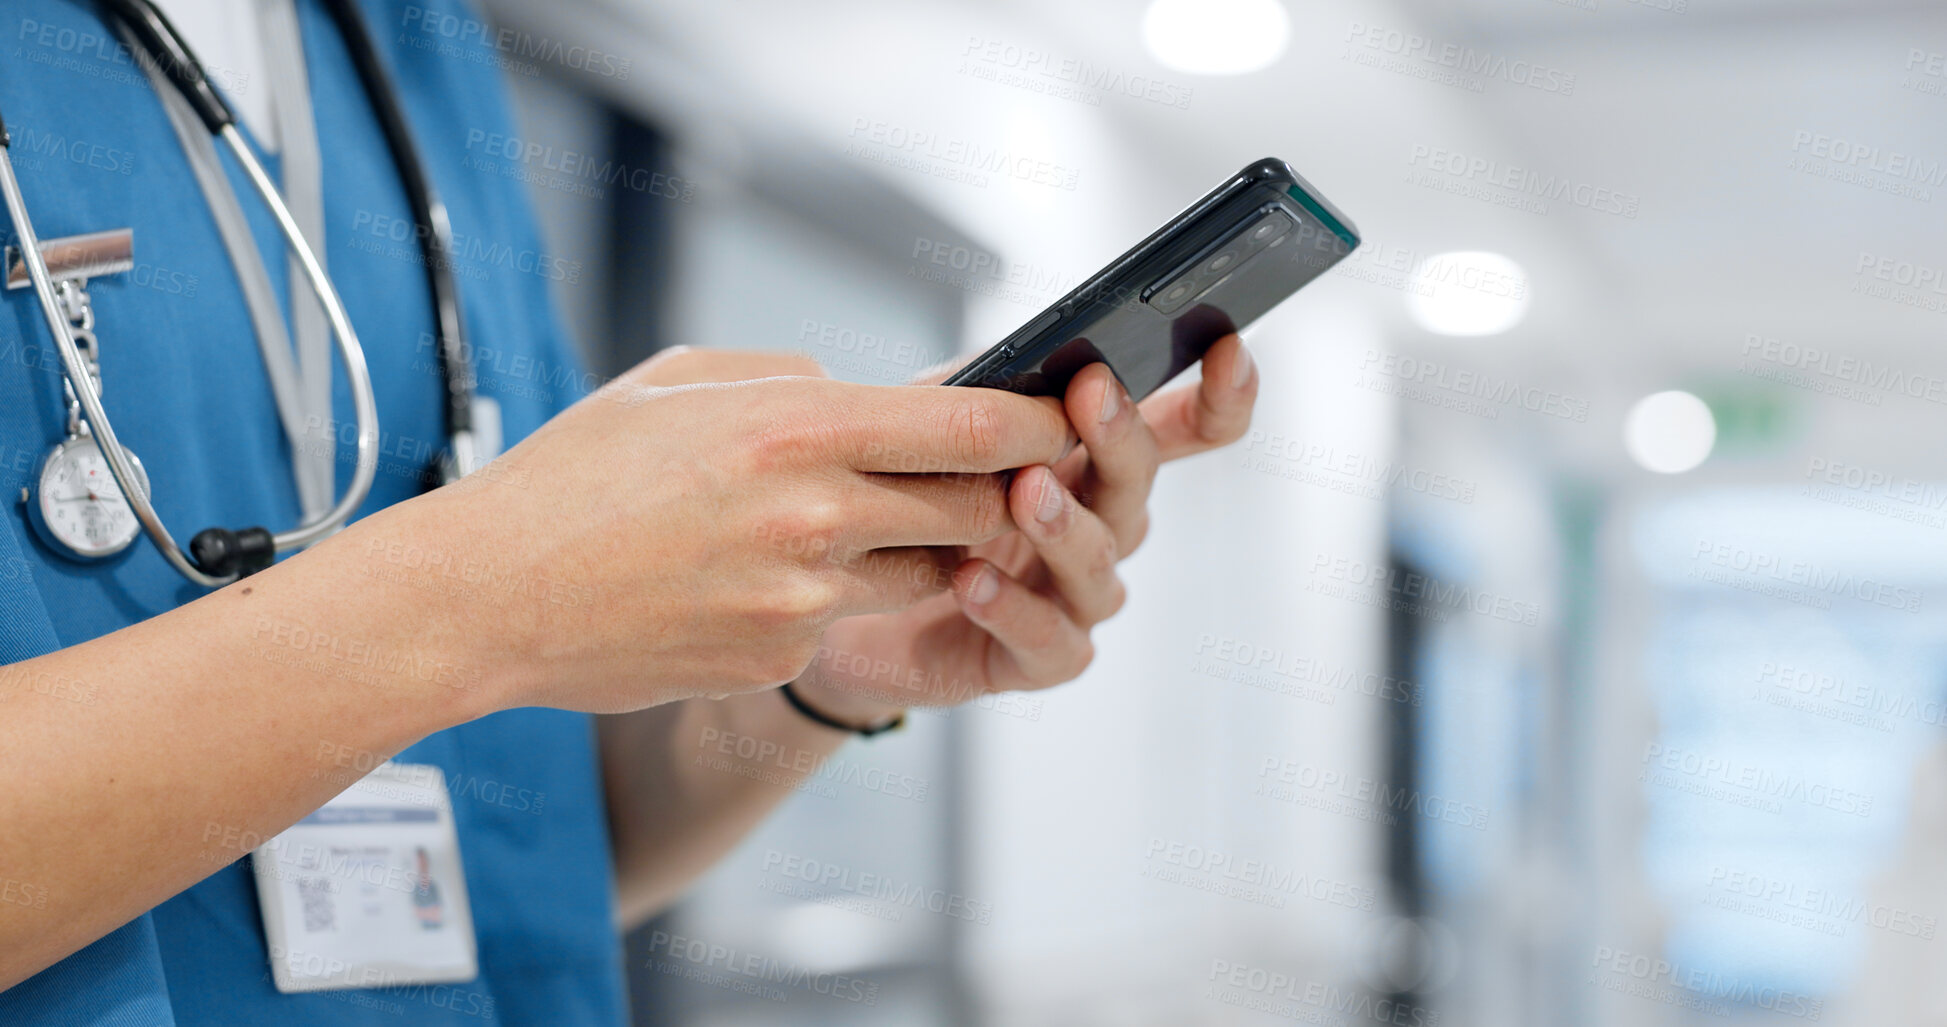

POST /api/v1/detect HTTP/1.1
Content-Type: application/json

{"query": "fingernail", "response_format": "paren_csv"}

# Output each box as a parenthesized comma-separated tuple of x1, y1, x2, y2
(1034, 469, 1065, 523)
(1098, 376, 1120, 423)
(967, 564, 1000, 604)
(1231, 343, 1255, 390)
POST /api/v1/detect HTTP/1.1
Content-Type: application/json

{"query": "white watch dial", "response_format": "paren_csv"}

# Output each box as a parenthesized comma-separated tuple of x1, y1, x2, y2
(31, 437, 149, 559)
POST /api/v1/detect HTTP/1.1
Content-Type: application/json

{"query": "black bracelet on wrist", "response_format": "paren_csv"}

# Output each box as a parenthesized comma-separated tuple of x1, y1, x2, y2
(779, 680, 906, 738)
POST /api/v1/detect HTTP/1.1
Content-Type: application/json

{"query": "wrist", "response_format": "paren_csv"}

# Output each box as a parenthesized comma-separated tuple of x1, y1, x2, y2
(300, 497, 519, 728)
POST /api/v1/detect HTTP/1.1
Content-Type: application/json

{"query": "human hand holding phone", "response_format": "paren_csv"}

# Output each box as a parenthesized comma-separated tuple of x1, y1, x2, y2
(791, 335, 1259, 721)
(793, 157, 1359, 717)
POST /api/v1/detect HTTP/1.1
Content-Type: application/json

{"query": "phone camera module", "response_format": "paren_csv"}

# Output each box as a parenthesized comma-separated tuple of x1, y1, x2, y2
(1144, 204, 1299, 317)
(1251, 210, 1294, 246)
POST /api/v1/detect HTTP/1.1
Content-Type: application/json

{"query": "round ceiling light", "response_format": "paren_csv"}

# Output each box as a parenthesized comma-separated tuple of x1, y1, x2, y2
(1624, 390, 1716, 474)
(1142, 0, 1290, 76)
(1406, 250, 1531, 337)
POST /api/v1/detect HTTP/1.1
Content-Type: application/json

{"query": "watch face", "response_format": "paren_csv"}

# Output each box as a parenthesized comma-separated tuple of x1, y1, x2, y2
(30, 436, 149, 560)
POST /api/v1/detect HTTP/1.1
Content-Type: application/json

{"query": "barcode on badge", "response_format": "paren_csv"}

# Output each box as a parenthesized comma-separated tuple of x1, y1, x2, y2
(297, 877, 337, 933)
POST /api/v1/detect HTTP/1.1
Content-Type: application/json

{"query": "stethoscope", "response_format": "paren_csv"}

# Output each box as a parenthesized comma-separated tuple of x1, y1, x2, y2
(0, 0, 479, 588)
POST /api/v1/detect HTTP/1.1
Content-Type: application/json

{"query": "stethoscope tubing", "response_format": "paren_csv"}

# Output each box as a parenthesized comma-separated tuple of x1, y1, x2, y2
(0, 0, 394, 586)
(0, 122, 382, 587)
(219, 123, 382, 554)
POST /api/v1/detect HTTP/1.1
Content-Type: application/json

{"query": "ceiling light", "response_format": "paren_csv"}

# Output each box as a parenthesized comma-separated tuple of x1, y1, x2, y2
(1141, 0, 1290, 76)
(1406, 250, 1531, 337)
(1624, 390, 1716, 474)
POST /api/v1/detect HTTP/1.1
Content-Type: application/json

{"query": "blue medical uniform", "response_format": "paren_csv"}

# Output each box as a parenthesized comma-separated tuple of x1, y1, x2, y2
(0, 1, 627, 1023)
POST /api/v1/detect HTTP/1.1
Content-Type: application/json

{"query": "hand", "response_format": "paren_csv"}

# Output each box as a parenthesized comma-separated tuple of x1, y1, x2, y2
(369, 346, 1073, 714)
(790, 335, 1260, 724)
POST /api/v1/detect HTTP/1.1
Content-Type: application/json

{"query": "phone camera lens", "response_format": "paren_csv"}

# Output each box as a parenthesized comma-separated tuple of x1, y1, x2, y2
(1163, 282, 1191, 303)
(1207, 251, 1236, 274)
(1251, 221, 1280, 243)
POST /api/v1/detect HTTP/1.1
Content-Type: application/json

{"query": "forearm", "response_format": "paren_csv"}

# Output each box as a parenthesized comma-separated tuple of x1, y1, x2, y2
(0, 499, 500, 990)
(599, 681, 899, 930)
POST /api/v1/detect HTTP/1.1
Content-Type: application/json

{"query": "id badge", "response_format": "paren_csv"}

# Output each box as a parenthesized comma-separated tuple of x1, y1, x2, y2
(252, 761, 479, 993)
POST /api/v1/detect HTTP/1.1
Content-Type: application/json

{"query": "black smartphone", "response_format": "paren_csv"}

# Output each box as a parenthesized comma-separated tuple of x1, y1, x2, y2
(943, 158, 1358, 401)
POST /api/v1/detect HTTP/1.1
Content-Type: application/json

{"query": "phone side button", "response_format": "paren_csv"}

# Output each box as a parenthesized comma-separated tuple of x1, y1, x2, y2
(1019, 308, 1061, 342)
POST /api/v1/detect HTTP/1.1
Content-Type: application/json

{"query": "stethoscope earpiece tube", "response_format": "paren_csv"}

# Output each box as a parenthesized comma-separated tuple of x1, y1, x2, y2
(317, 0, 475, 448)
(98, 0, 236, 134)
(215, 123, 382, 556)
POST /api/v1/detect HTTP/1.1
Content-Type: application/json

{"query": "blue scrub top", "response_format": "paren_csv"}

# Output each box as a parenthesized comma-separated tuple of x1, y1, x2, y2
(0, 1, 627, 1023)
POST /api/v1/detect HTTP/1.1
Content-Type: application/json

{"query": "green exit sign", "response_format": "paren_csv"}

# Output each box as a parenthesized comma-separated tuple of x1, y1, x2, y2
(1692, 382, 1796, 454)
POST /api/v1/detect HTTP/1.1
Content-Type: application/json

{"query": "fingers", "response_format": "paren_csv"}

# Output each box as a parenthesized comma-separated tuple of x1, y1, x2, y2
(950, 558, 1095, 690)
(848, 470, 1017, 549)
(1138, 333, 1259, 462)
(1063, 363, 1159, 556)
(836, 382, 1074, 474)
(835, 546, 961, 613)
(1009, 466, 1126, 625)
